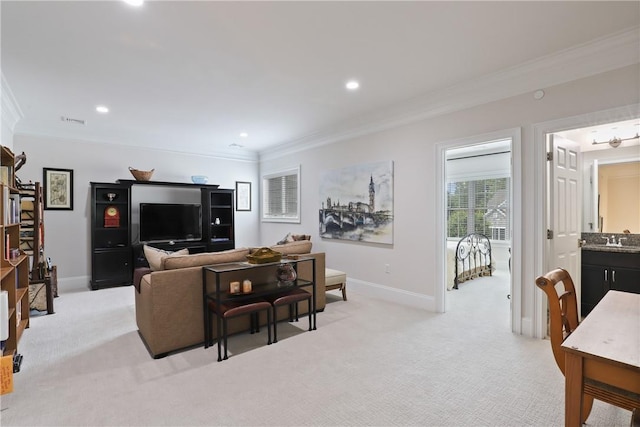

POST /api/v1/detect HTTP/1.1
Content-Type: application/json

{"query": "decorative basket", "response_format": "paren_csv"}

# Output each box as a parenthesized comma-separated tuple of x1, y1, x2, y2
(246, 247, 282, 264)
(129, 167, 154, 181)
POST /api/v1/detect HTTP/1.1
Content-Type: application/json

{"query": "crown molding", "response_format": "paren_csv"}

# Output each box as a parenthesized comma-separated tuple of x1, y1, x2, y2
(1, 72, 24, 133)
(14, 127, 259, 162)
(260, 26, 640, 162)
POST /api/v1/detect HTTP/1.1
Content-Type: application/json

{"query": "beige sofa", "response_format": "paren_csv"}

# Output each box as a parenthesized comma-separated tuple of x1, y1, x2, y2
(135, 240, 326, 358)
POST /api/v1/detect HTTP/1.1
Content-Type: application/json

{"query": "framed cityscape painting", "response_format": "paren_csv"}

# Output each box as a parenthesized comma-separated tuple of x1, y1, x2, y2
(319, 160, 393, 244)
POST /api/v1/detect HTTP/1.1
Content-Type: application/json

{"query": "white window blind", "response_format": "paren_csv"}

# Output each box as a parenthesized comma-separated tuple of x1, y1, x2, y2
(262, 167, 300, 223)
(447, 177, 510, 241)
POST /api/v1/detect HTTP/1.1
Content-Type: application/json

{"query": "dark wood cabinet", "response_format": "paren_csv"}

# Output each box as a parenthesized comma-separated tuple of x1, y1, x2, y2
(580, 264, 608, 316)
(202, 188, 235, 252)
(608, 266, 640, 293)
(581, 249, 640, 316)
(91, 180, 235, 287)
(90, 183, 132, 290)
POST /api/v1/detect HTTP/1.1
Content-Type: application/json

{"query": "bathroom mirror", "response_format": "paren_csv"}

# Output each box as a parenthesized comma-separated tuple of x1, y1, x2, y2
(592, 159, 640, 233)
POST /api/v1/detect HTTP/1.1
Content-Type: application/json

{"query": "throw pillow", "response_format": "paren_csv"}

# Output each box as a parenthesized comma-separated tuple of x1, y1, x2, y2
(291, 234, 311, 241)
(276, 232, 295, 245)
(143, 245, 189, 271)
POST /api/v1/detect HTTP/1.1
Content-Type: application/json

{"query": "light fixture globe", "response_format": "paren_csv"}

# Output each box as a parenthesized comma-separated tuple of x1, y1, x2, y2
(608, 138, 622, 148)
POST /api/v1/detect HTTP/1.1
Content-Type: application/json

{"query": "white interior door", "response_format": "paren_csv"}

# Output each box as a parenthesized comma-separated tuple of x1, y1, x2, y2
(548, 134, 582, 310)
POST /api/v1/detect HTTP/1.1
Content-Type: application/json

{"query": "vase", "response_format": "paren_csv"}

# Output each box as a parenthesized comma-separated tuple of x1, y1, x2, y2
(276, 263, 297, 287)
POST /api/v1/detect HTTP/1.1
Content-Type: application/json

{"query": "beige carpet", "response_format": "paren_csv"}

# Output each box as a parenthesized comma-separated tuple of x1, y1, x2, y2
(0, 271, 630, 426)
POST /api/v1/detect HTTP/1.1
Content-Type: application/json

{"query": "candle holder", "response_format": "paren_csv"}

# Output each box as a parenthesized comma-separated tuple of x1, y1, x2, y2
(242, 279, 252, 293)
(229, 281, 241, 294)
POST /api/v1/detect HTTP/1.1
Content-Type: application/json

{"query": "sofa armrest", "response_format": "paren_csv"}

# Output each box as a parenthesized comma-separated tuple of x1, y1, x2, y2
(135, 266, 205, 356)
(133, 267, 152, 292)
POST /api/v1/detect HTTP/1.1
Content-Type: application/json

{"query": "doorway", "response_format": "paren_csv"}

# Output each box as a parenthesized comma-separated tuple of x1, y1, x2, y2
(435, 128, 521, 332)
(533, 105, 640, 338)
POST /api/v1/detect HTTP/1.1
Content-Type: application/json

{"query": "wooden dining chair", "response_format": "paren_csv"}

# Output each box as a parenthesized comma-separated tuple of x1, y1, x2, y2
(536, 268, 640, 424)
(535, 268, 593, 423)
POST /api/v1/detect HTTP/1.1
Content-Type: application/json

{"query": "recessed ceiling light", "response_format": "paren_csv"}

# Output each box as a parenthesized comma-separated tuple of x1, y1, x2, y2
(239, 132, 248, 138)
(123, 0, 144, 6)
(96, 105, 109, 113)
(346, 80, 360, 91)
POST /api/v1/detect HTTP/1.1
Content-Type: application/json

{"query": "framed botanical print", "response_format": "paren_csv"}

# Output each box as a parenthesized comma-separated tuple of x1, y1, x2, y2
(235, 181, 251, 211)
(44, 168, 74, 210)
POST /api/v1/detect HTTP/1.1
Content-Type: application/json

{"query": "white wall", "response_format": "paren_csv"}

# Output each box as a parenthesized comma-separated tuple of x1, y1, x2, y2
(259, 64, 640, 333)
(1, 121, 13, 149)
(2, 71, 20, 149)
(14, 135, 260, 291)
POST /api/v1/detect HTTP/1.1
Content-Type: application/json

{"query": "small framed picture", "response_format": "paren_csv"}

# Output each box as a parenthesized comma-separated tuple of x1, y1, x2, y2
(43, 168, 74, 210)
(235, 181, 251, 211)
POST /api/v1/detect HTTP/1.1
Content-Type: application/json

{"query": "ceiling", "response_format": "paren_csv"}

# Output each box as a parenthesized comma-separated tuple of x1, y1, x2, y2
(2, 1, 639, 160)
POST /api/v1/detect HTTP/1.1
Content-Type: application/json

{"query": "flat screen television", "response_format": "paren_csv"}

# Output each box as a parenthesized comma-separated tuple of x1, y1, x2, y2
(139, 203, 202, 243)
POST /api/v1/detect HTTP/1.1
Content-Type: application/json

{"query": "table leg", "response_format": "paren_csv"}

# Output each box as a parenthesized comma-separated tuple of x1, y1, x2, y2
(312, 260, 317, 330)
(217, 315, 223, 362)
(564, 352, 583, 427)
(45, 276, 54, 314)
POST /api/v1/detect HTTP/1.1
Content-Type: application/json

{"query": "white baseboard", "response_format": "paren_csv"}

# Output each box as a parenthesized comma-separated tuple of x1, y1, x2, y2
(521, 317, 534, 338)
(57, 275, 91, 293)
(347, 278, 436, 311)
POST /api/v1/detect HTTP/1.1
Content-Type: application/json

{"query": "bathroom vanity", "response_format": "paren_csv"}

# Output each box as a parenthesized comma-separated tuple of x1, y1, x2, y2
(581, 241, 640, 316)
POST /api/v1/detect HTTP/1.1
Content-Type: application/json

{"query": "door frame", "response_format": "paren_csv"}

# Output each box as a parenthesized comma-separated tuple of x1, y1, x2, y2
(532, 103, 640, 339)
(435, 127, 522, 333)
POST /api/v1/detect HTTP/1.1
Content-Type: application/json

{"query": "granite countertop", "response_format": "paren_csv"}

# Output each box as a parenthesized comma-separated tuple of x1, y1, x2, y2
(582, 244, 640, 254)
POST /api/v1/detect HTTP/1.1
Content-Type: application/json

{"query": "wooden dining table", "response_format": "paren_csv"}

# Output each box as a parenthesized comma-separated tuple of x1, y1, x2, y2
(561, 290, 640, 427)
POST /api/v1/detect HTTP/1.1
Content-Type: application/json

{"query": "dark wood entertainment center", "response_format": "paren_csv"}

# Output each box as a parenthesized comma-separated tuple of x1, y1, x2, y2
(90, 180, 234, 290)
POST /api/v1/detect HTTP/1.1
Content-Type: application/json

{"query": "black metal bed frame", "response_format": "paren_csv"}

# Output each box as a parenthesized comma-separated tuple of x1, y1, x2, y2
(453, 233, 492, 289)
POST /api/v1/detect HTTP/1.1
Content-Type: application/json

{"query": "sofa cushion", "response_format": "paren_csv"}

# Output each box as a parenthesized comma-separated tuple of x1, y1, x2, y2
(162, 247, 251, 270)
(270, 240, 312, 255)
(143, 245, 189, 271)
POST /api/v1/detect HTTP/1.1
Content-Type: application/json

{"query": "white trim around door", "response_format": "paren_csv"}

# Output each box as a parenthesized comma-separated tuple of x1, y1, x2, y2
(435, 127, 523, 334)
(532, 103, 640, 339)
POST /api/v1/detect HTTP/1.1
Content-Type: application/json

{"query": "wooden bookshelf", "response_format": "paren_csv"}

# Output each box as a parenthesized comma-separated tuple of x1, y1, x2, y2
(1, 146, 30, 358)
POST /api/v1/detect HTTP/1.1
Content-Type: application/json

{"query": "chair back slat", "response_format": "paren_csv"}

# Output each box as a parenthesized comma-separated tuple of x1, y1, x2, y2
(535, 268, 580, 375)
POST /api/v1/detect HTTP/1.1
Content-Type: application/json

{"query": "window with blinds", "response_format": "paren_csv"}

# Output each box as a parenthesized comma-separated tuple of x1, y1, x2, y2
(447, 177, 510, 241)
(262, 166, 300, 223)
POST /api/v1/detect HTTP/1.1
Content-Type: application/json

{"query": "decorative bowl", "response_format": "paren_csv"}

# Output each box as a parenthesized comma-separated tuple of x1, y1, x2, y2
(129, 167, 154, 181)
(191, 175, 208, 184)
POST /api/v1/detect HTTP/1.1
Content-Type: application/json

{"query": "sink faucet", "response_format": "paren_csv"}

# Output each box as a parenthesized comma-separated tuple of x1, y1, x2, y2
(603, 235, 623, 247)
